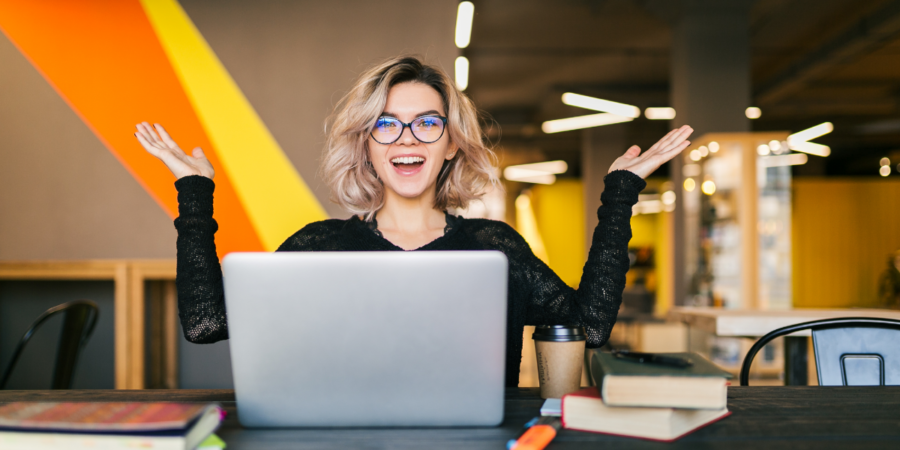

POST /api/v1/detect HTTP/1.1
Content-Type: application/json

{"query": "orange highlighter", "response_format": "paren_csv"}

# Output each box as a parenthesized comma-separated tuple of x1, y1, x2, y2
(507, 416, 561, 450)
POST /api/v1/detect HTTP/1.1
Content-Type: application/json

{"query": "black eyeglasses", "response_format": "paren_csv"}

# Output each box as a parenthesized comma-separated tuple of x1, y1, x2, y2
(370, 115, 448, 145)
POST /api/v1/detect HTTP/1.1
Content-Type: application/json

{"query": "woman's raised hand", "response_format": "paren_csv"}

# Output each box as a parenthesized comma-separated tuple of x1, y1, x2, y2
(607, 125, 693, 179)
(134, 123, 215, 180)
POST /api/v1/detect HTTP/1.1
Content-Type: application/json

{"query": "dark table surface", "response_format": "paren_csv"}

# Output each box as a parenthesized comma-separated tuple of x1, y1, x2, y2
(2, 387, 900, 449)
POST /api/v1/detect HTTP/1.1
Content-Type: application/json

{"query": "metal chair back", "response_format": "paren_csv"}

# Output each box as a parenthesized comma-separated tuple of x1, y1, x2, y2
(740, 317, 900, 386)
(0, 300, 99, 389)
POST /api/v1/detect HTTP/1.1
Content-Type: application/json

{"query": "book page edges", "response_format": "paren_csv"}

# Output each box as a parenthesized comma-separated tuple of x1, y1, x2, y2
(603, 375, 727, 409)
(563, 409, 731, 442)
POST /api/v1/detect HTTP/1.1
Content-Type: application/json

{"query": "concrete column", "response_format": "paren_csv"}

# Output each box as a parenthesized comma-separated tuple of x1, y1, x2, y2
(582, 125, 627, 258)
(668, 1, 753, 306)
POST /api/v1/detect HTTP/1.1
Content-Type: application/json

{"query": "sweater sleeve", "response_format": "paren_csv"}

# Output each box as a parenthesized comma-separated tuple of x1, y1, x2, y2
(521, 169, 645, 348)
(173, 175, 229, 343)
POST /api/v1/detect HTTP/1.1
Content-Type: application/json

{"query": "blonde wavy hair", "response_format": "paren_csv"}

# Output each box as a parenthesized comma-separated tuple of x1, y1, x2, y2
(321, 56, 499, 220)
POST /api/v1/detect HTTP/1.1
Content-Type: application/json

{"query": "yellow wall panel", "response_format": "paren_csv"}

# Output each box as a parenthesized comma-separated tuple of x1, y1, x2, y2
(532, 180, 585, 287)
(793, 178, 900, 308)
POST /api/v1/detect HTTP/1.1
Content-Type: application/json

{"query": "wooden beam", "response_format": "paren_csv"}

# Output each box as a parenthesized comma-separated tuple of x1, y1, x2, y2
(163, 280, 179, 389)
(113, 263, 130, 389)
(0, 260, 121, 279)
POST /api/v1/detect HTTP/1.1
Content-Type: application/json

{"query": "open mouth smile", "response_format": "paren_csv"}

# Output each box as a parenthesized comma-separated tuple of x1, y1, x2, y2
(390, 155, 426, 174)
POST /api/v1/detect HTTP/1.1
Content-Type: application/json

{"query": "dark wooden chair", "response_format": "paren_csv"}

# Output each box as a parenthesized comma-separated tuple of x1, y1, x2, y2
(740, 317, 900, 386)
(0, 300, 99, 389)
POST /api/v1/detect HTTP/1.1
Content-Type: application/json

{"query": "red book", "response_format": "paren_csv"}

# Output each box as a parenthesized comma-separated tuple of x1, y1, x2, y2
(561, 387, 730, 442)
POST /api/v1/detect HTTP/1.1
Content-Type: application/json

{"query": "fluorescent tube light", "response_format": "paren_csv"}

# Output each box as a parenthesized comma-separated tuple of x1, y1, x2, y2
(645, 107, 676, 120)
(759, 153, 808, 167)
(503, 161, 568, 184)
(561, 93, 640, 118)
(790, 141, 831, 157)
(505, 160, 568, 174)
(541, 113, 632, 133)
(505, 172, 556, 184)
(745, 107, 762, 119)
(455, 2, 475, 48)
(787, 122, 833, 147)
(455, 56, 469, 91)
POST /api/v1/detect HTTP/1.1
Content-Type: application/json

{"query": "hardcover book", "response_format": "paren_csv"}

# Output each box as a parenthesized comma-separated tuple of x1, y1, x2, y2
(561, 387, 730, 442)
(0, 402, 223, 450)
(591, 351, 732, 409)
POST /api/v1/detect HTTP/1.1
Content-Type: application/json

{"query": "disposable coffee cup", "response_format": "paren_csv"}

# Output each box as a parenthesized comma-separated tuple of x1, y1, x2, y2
(533, 325, 586, 399)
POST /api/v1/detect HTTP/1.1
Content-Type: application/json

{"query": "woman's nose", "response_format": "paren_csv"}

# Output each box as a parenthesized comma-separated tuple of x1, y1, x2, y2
(398, 125, 418, 145)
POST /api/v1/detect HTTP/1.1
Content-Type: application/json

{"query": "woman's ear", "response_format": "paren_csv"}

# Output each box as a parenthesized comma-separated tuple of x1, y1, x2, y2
(445, 141, 459, 160)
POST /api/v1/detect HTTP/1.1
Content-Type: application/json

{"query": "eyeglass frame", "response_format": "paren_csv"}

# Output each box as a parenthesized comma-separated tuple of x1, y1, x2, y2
(369, 115, 449, 145)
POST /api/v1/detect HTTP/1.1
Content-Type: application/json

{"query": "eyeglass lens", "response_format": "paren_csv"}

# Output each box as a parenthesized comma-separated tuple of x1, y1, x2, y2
(372, 116, 445, 144)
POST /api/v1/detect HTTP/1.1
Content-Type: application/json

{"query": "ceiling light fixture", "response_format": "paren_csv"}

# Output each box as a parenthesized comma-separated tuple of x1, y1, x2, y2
(455, 2, 475, 48)
(645, 107, 676, 120)
(790, 141, 831, 157)
(745, 107, 762, 119)
(455, 56, 469, 91)
(759, 153, 809, 167)
(787, 122, 833, 151)
(541, 113, 632, 133)
(561, 93, 641, 118)
(503, 160, 568, 184)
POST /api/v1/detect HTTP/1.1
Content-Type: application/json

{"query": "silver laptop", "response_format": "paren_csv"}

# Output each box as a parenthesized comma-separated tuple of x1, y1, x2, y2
(222, 251, 508, 427)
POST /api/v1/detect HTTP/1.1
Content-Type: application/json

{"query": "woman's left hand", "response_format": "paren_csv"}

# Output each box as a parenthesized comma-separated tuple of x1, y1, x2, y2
(608, 125, 693, 179)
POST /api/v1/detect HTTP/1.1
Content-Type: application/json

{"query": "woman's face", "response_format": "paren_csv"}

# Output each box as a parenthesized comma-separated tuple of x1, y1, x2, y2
(367, 82, 457, 202)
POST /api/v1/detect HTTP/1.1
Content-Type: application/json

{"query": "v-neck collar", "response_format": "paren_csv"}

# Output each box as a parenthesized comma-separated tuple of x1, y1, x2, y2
(352, 212, 461, 251)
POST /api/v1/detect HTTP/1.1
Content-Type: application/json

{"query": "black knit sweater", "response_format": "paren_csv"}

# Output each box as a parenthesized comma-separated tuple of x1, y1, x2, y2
(173, 170, 645, 387)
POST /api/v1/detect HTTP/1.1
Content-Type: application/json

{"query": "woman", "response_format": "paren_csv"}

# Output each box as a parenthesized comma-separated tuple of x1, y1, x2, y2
(134, 56, 692, 387)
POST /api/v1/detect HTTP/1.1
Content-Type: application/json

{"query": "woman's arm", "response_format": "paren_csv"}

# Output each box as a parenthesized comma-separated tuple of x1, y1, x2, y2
(173, 176, 229, 343)
(524, 125, 693, 347)
(135, 123, 227, 343)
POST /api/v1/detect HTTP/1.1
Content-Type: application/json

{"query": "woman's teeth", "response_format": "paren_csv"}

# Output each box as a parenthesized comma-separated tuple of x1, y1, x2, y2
(391, 156, 425, 165)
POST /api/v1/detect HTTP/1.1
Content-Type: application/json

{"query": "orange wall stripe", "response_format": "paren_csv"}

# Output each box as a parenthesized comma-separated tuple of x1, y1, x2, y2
(0, 0, 263, 257)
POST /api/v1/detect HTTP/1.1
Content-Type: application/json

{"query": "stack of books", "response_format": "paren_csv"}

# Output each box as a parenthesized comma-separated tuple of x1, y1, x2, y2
(0, 402, 224, 449)
(562, 351, 732, 442)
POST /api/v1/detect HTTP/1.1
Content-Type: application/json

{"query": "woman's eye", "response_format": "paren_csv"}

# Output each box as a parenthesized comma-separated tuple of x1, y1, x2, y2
(376, 119, 397, 130)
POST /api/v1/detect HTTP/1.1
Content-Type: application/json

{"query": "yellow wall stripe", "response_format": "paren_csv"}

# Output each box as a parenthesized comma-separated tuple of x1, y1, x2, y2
(140, 0, 328, 250)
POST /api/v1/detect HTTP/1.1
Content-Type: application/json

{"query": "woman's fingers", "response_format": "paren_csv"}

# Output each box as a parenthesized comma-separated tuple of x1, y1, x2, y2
(648, 125, 693, 157)
(134, 132, 161, 157)
(154, 124, 180, 150)
(137, 122, 162, 148)
(135, 123, 156, 145)
(645, 128, 677, 154)
(656, 126, 690, 150)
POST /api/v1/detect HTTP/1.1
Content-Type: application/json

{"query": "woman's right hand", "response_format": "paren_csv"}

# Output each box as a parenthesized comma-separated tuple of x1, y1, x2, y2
(134, 122, 215, 180)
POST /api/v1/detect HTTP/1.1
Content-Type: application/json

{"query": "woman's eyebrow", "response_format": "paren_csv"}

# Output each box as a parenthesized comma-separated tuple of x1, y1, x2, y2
(379, 110, 442, 119)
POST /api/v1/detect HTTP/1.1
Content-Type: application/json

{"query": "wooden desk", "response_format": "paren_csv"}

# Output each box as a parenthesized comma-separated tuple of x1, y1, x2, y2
(2, 387, 899, 449)
(668, 307, 900, 337)
(669, 307, 900, 385)
(0, 260, 178, 389)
